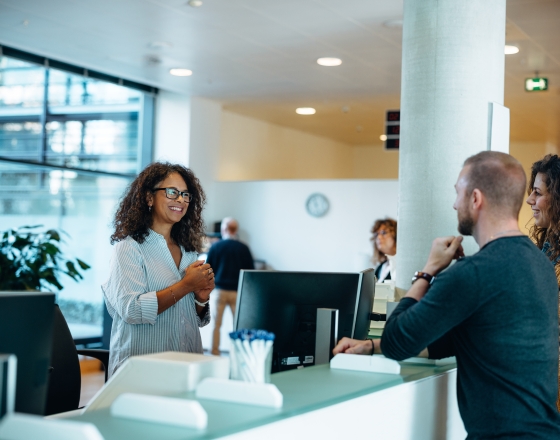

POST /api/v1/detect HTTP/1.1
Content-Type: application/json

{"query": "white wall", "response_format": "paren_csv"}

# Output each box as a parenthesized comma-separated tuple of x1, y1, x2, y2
(199, 178, 399, 351)
(210, 179, 399, 272)
(153, 91, 191, 165)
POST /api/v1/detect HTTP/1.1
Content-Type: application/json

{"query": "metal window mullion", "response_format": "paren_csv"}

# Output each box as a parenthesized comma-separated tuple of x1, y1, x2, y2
(39, 67, 50, 163)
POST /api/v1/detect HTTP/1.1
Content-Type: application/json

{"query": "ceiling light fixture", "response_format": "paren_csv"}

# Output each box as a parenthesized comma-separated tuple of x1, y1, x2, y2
(504, 45, 519, 55)
(380, 135, 387, 141)
(170, 68, 193, 77)
(296, 107, 316, 115)
(188, 0, 203, 7)
(317, 57, 342, 67)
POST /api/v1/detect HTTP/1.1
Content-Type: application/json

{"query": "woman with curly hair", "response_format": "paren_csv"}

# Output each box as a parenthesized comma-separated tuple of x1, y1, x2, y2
(371, 218, 397, 283)
(102, 162, 215, 377)
(526, 154, 560, 412)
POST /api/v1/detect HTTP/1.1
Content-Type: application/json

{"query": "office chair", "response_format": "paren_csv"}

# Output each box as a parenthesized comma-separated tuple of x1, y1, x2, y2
(44, 304, 109, 416)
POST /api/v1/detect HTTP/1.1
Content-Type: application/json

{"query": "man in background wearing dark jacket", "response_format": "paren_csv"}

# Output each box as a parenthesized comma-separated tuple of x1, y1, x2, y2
(207, 217, 254, 355)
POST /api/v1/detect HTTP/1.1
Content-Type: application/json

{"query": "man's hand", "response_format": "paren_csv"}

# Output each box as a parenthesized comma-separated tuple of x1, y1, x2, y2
(423, 236, 464, 276)
(333, 337, 374, 355)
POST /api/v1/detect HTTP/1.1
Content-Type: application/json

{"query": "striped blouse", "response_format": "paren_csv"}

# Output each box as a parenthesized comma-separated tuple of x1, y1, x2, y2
(102, 229, 210, 377)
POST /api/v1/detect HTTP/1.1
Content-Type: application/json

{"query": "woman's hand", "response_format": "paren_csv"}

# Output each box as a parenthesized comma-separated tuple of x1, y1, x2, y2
(183, 260, 215, 292)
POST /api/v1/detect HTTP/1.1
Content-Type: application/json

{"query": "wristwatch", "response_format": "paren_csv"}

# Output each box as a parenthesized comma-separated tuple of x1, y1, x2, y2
(411, 271, 435, 285)
(194, 296, 210, 307)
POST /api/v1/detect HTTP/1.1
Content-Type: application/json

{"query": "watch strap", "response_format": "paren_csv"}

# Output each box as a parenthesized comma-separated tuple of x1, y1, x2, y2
(194, 296, 210, 307)
(411, 271, 435, 285)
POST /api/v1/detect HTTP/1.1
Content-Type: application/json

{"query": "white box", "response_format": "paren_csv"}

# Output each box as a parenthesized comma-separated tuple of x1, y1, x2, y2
(84, 352, 229, 413)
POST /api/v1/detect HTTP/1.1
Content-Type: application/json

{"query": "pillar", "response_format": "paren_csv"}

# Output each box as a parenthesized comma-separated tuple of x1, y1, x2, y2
(396, 0, 506, 294)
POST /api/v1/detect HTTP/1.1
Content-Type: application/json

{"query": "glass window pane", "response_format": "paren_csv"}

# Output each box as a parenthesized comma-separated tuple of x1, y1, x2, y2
(48, 69, 141, 107)
(45, 118, 138, 173)
(0, 161, 132, 333)
(0, 58, 45, 108)
(0, 121, 42, 158)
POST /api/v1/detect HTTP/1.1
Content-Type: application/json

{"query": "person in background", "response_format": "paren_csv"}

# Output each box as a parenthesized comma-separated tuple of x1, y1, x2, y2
(335, 151, 560, 438)
(102, 162, 215, 378)
(206, 218, 254, 356)
(526, 153, 560, 412)
(371, 218, 397, 283)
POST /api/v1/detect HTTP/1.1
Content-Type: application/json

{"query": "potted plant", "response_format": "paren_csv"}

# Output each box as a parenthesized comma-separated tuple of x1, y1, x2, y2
(0, 225, 90, 292)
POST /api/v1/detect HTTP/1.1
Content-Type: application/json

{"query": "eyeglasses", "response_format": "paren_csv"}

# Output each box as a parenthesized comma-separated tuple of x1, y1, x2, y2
(153, 187, 192, 202)
(372, 230, 390, 239)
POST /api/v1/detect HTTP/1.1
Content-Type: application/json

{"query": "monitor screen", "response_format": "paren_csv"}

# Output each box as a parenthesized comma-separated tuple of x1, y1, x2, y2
(0, 292, 55, 415)
(234, 269, 375, 373)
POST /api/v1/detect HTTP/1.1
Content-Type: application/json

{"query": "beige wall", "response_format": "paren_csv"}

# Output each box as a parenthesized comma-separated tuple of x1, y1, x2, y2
(219, 111, 353, 180)
(352, 144, 400, 179)
(219, 111, 405, 181)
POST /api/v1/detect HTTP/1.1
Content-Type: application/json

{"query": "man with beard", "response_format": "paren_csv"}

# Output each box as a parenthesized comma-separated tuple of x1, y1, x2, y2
(334, 151, 560, 439)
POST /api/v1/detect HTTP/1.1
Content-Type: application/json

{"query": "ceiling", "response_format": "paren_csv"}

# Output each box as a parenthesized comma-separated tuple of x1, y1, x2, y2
(0, 0, 558, 145)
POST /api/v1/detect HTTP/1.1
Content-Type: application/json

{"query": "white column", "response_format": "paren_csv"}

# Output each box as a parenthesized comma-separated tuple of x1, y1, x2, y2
(153, 91, 191, 166)
(188, 97, 223, 228)
(396, 0, 506, 293)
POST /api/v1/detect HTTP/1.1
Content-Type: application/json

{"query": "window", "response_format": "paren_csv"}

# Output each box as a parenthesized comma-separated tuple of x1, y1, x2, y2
(0, 47, 157, 345)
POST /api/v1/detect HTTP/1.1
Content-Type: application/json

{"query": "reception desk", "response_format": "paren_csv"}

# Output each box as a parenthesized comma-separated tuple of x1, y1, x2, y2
(70, 360, 466, 439)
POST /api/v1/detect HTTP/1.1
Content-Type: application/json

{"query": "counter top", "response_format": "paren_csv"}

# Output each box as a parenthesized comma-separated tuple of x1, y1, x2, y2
(72, 360, 456, 439)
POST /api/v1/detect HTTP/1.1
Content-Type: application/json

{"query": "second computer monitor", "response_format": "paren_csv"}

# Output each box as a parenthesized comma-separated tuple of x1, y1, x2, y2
(234, 269, 375, 373)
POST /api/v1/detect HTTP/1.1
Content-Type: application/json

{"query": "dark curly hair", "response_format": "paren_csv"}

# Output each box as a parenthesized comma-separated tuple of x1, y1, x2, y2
(110, 162, 206, 252)
(370, 218, 397, 265)
(528, 154, 560, 264)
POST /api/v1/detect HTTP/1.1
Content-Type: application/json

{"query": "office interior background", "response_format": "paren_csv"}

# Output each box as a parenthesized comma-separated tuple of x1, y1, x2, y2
(0, 0, 558, 346)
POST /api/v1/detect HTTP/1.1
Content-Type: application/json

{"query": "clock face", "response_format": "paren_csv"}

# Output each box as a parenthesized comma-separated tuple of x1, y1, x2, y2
(306, 193, 329, 217)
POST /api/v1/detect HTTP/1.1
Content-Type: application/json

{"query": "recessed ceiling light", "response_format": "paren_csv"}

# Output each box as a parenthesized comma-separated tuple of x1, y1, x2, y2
(188, 0, 203, 7)
(380, 135, 387, 141)
(504, 45, 519, 55)
(317, 57, 342, 67)
(296, 107, 316, 115)
(170, 68, 193, 77)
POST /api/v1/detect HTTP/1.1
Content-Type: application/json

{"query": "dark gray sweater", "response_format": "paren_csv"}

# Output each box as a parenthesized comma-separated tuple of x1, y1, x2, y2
(381, 236, 560, 439)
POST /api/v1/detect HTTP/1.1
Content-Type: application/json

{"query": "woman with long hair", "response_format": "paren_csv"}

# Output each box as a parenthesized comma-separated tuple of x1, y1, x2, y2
(526, 154, 560, 411)
(102, 162, 215, 377)
(371, 218, 397, 283)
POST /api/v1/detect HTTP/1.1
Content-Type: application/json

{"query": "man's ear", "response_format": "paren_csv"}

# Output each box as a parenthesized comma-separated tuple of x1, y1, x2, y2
(471, 188, 483, 211)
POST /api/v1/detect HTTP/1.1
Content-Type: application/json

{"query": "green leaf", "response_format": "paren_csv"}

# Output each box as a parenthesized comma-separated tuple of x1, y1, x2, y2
(46, 229, 61, 242)
(76, 258, 91, 270)
(42, 242, 60, 256)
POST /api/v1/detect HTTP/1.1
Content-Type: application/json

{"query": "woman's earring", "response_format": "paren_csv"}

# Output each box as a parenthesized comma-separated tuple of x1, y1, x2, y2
(149, 205, 152, 212)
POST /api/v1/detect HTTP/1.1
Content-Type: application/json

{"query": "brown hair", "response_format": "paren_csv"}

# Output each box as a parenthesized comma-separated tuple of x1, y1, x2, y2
(370, 218, 397, 265)
(528, 154, 560, 263)
(110, 162, 206, 252)
(463, 151, 526, 218)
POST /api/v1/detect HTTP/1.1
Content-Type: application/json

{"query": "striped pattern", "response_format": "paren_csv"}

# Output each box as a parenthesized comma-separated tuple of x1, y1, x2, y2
(102, 229, 210, 377)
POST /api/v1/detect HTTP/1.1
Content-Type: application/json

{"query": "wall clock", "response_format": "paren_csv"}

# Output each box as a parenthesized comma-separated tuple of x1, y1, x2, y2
(305, 193, 329, 218)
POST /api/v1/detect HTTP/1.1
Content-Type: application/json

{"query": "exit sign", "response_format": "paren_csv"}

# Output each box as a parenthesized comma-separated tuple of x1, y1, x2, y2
(525, 77, 548, 92)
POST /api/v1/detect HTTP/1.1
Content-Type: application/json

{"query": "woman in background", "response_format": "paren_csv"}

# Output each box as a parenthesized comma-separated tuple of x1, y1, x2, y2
(526, 154, 560, 412)
(371, 218, 397, 283)
(103, 162, 215, 377)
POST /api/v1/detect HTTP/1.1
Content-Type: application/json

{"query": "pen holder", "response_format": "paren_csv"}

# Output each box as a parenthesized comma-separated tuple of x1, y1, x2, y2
(229, 329, 274, 383)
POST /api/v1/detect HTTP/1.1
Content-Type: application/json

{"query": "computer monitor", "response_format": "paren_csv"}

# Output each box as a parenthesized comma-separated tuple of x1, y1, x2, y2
(0, 292, 55, 415)
(234, 269, 375, 373)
